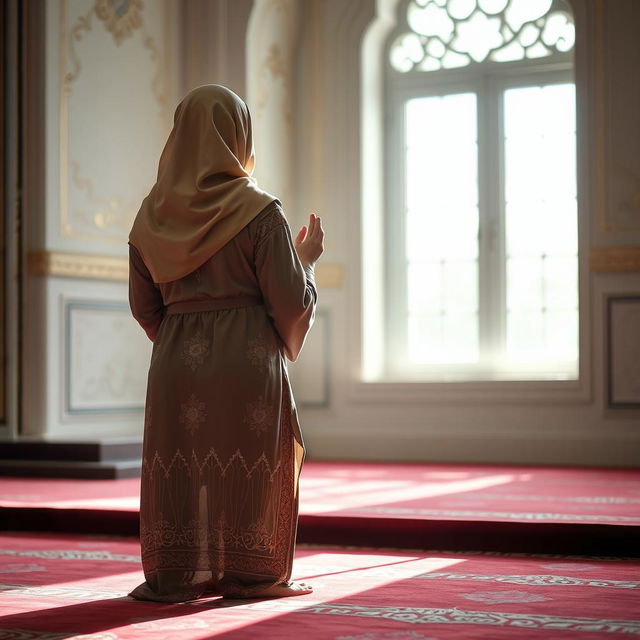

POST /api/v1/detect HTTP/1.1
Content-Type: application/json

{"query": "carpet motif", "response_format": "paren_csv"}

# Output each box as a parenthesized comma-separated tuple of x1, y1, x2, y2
(357, 506, 640, 523)
(460, 590, 552, 603)
(0, 564, 46, 574)
(270, 603, 640, 635)
(129, 618, 210, 631)
(0, 550, 140, 563)
(336, 634, 439, 640)
(417, 571, 640, 589)
(0, 583, 126, 600)
(473, 493, 640, 505)
(297, 544, 634, 562)
(539, 562, 602, 570)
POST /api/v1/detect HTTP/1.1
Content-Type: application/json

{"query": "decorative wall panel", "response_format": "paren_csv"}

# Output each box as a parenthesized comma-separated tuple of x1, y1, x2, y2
(58, 0, 173, 248)
(594, 0, 640, 241)
(66, 300, 151, 413)
(607, 296, 640, 408)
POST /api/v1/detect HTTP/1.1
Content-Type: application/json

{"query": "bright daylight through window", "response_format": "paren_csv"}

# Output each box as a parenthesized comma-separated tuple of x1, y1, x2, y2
(386, 0, 577, 381)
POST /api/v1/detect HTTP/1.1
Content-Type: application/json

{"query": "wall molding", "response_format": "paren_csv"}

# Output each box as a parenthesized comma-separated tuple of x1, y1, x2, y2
(590, 246, 640, 272)
(28, 250, 344, 287)
(28, 250, 128, 281)
(303, 428, 640, 467)
(25, 250, 633, 406)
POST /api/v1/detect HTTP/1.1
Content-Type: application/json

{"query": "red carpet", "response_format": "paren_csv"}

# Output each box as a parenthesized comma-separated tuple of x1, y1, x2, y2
(0, 531, 639, 639)
(1, 462, 639, 555)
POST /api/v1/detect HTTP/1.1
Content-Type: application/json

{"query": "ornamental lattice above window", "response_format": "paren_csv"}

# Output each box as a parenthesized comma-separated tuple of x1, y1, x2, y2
(390, 0, 575, 73)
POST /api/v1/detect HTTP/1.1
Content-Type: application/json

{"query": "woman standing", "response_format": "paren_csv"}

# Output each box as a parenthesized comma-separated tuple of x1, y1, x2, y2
(127, 84, 323, 602)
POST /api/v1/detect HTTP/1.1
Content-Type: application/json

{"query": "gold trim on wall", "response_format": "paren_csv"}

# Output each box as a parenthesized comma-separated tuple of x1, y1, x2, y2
(28, 251, 129, 281)
(28, 251, 345, 288)
(95, 0, 144, 45)
(315, 263, 344, 288)
(590, 246, 640, 272)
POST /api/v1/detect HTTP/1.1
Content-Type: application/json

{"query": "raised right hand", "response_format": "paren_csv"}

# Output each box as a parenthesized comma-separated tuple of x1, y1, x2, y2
(294, 213, 324, 269)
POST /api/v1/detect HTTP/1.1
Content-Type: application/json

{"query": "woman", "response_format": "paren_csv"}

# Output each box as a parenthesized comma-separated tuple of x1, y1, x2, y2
(127, 84, 323, 602)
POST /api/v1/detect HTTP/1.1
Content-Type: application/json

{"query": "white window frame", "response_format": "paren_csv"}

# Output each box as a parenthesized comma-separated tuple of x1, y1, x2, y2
(383, 18, 580, 383)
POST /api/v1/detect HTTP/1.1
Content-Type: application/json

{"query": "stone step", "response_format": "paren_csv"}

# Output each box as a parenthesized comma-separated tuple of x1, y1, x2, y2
(0, 457, 142, 479)
(0, 438, 142, 463)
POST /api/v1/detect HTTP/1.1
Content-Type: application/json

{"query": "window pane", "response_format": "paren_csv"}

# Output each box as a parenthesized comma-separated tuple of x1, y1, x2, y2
(408, 260, 478, 313)
(544, 257, 578, 310)
(405, 93, 479, 364)
(507, 258, 544, 311)
(408, 312, 479, 364)
(507, 309, 578, 363)
(507, 198, 577, 258)
(504, 84, 578, 366)
(407, 262, 442, 313)
(545, 310, 579, 360)
(407, 207, 478, 261)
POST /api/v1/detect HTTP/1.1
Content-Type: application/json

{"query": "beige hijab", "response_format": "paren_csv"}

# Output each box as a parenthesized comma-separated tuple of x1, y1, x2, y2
(129, 84, 276, 283)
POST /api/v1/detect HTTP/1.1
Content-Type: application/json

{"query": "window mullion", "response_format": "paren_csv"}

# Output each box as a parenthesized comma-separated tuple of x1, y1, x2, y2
(478, 75, 506, 368)
(495, 79, 507, 365)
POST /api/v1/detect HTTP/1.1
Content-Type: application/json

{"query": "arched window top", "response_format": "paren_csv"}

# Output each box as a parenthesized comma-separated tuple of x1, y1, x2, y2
(390, 0, 575, 73)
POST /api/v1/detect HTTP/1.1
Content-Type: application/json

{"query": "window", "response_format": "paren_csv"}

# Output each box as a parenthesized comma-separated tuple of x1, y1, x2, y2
(385, 0, 577, 381)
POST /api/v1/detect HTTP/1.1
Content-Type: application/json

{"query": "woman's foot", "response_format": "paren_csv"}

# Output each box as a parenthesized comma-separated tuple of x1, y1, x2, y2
(224, 580, 313, 599)
(256, 580, 313, 598)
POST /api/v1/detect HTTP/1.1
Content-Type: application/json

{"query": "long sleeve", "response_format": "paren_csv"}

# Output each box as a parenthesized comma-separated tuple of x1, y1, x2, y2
(255, 212, 317, 362)
(129, 243, 165, 341)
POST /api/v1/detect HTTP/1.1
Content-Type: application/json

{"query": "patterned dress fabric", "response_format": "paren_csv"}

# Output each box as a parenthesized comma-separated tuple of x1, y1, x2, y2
(127, 201, 316, 601)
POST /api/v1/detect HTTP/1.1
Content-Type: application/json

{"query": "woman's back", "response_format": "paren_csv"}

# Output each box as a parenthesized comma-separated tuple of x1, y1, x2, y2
(158, 202, 279, 306)
(130, 200, 316, 361)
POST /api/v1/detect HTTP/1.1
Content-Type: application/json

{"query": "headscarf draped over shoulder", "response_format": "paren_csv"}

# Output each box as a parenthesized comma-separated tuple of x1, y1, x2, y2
(129, 84, 276, 283)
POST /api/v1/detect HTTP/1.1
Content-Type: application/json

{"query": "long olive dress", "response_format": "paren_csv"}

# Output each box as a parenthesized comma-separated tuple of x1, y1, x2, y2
(128, 201, 316, 602)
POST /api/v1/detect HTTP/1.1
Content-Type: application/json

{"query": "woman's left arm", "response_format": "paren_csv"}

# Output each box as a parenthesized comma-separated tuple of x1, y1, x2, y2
(128, 244, 164, 341)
